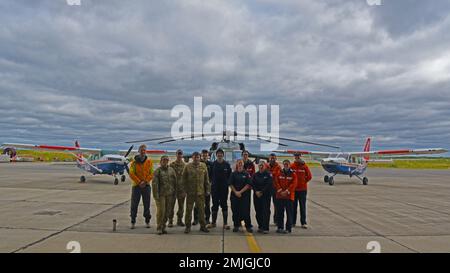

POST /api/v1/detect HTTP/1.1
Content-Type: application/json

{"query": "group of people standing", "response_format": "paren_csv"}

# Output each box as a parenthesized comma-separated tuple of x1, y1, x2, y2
(128, 144, 312, 235)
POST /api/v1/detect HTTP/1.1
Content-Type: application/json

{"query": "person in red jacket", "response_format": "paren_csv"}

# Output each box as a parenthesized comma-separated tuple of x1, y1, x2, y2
(290, 153, 312, 229)
(268, 153, 282, 225)
(273, 159, 297, 233)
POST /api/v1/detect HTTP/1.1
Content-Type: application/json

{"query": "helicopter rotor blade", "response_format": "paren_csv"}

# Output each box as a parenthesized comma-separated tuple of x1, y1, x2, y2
(126, 133, 225, 144)
(256, 137, 289, 147)
(235, 131, 340, 149)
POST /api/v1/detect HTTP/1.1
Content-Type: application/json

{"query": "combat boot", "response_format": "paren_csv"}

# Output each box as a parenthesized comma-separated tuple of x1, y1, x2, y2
(200, 226, 210, 233)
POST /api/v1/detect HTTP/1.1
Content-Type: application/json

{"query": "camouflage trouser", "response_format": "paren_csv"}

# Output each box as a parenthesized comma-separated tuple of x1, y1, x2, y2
(185, 194, 206, 228)
(168, 192, 186, 222)
(155, 195, 174, 231)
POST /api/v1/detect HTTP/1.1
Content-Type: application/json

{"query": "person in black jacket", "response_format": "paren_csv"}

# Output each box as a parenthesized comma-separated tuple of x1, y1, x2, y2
(207, 148, 232, 230)
(229, 159, 253, 233)
(252, 161, 273, 234)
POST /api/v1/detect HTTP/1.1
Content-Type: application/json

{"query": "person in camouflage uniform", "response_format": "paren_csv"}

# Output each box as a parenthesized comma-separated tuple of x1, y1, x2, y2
(182, 152, 211, 233)
(152, 155, 177, 235)
(168, 149, 187, 227)
(193, 149, 213, 225)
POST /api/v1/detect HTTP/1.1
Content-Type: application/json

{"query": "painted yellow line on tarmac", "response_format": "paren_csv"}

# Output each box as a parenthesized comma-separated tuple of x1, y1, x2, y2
(241, 221, 261, 253)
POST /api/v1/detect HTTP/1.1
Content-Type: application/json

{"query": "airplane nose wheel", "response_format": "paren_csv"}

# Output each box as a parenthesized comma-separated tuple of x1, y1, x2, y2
(328, 176, 334, 186)
(80, 176, 86, 183)
(362, 177, 369, 185)
(114, 177, 119, 185)
(324, 175, 329, 183)
(121, 175, 126, 182)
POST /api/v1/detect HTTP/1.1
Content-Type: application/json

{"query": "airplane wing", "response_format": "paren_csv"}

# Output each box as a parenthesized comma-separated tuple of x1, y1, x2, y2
(273, 148, 447, 160)
(347, 148, 448, 157)
(1, 143, 102, 155)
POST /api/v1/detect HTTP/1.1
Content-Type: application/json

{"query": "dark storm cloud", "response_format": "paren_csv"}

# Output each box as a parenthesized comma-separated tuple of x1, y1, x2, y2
(0, 0, 449, 152)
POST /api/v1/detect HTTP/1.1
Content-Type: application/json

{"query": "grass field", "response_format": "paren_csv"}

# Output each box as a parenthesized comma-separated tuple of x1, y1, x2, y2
(3, 150, 450, 169)
(14, 150, 75, 162)
(368, 158, 450, 169)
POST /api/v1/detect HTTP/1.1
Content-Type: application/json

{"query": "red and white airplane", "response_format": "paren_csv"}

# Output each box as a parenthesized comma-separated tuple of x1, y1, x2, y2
(1, 141, 171, 184)
(275, 138, 447, 186)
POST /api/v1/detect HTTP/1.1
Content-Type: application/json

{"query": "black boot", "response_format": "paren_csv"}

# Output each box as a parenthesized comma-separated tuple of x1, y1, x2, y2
(207, 211, 218, 228)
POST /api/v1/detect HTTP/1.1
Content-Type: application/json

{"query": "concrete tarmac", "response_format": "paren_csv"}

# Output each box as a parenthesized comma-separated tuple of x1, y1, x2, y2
(1, 163, 450, 253)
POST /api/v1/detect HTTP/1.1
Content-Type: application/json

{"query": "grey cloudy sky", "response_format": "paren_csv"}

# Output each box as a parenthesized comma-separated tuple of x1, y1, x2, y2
(1, 0, 449, 153)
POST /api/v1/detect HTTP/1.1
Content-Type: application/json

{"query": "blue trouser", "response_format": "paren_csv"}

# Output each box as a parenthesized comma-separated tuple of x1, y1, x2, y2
(130, 185, 151, 224)
(293, 191, 307, 226)
(275, 199, 293, 231)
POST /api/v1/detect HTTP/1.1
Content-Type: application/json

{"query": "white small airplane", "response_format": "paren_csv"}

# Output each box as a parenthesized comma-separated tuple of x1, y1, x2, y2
(1, 141, 170, 184)
(275, 138, 447, 185)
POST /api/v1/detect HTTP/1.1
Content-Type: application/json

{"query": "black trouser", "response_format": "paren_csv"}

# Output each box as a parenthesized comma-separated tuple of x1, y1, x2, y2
(230, 192, 252, 228)
(275, 199, 293, 231)
(272, 191, 278, 224)
(211, 186, 229, 214)
(194, 194, 211, 223)
(130, 185, 151, 224)
(253, 192, 271, 231)
(293, 191, 307, 226)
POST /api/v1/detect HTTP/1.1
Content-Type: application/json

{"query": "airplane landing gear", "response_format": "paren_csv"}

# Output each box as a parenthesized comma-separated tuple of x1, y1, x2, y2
(121, 175, 126, 182)
(355, 175, 369, 185)
(324, 175, 329, 183)
(328, 176, 334, 186)
(363, 177, 369, 185)
(114, 177, 119, 185)
(80, 176, 86, 183)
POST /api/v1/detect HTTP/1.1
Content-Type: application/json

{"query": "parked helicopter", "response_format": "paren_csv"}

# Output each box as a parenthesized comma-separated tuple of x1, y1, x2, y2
(126, 130, 339, 170)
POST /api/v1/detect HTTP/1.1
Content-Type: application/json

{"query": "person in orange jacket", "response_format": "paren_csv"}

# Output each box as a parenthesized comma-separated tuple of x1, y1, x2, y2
(268, 153, 282, 225)
(290, 153, 312, 229)
(273, 159, 297, 233)
(129, 144, 154, 229)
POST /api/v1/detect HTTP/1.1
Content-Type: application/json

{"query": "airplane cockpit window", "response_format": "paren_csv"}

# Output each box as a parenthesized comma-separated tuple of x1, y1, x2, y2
(89, 154, 100, 161)
(107, 157, 122, 162)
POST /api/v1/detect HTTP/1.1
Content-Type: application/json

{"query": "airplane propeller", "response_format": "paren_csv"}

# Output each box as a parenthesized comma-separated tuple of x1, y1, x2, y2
(124, 145, 134, 158)
(123, 145, 134, 174)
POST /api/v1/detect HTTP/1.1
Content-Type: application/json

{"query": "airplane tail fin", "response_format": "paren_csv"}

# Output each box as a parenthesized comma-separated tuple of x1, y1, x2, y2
(75, 140, 83, 164)
(363, 137, 371, 161)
